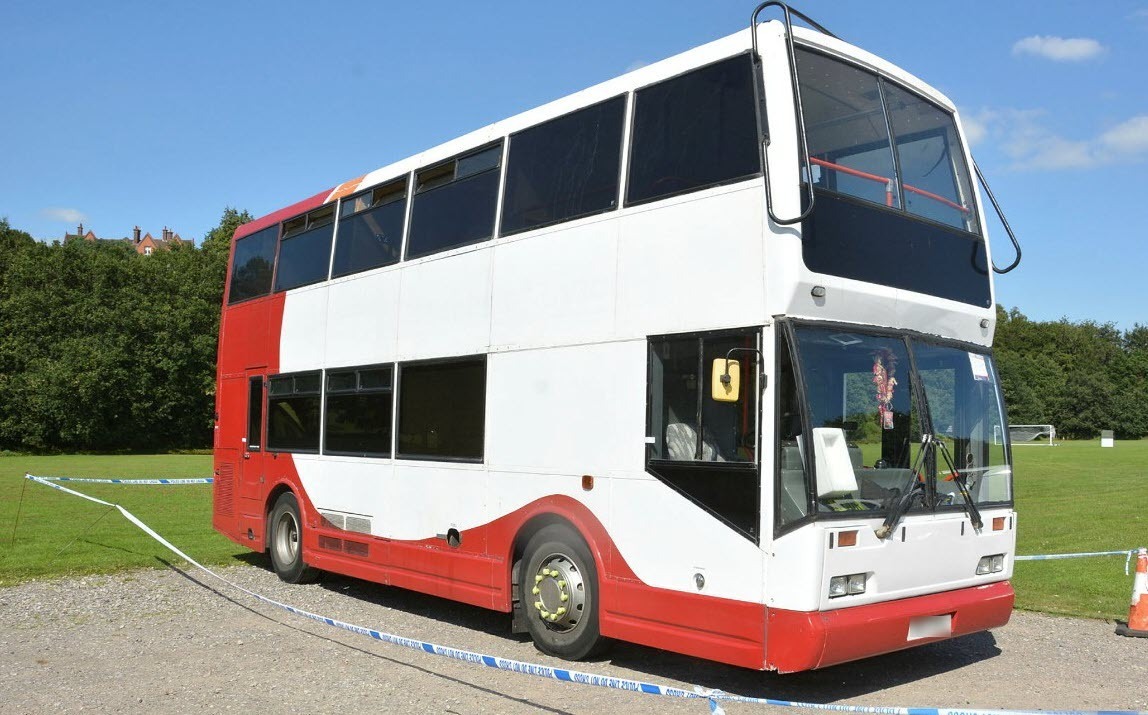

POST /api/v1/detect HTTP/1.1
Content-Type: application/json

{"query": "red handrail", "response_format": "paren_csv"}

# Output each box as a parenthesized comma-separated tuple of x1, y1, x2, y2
(903, 183, 970, 215)
(809, 157, 970, 215)
(809, 157, 895, 207)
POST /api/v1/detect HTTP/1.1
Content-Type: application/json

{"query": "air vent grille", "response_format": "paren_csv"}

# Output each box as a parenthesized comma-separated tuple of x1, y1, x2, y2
(343, 540, 369, 557)
(214, 464, 235, 517)
(344, 516, 372, 534)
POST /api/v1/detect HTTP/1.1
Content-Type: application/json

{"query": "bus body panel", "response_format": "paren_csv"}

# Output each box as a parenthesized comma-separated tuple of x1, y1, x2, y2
(485, 342, 646, 475)
(616, 184, 767, 337)
(768, 515, 1016, 613)
(325, 269, 402, 367)
(490, 217, 620, 349)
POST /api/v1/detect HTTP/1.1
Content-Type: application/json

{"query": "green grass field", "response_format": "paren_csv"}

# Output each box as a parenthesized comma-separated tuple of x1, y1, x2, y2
(0, 454, 246, 587)
(1, 445, 1145, 620)
(1011, 439, 1146, 619)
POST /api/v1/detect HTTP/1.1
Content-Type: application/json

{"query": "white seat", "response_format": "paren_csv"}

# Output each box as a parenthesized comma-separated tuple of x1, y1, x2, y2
(666, 423, 725, 462)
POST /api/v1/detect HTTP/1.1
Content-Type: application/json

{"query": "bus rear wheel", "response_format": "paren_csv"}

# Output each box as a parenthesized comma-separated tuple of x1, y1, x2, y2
(519, 524, 609, 660)
(268, 492, 319, 584)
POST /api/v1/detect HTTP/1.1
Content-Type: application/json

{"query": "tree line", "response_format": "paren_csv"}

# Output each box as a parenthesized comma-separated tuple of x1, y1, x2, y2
(0, 212, 1144, 452)
(0, 210, 248, 452)
(994, 306, 1148, 440)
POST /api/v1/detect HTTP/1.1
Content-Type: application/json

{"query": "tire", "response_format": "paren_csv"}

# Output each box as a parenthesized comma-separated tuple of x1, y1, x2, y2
(268, 492, 320, 584)
(519, 524, 610, 660)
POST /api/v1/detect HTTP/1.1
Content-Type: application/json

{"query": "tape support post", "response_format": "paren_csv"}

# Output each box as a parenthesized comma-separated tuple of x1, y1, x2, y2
(21, 474, 1146, 715)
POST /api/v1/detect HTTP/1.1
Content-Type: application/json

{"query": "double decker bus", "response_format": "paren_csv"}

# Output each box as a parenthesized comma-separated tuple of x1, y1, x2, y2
(213, 4, 1019, 672)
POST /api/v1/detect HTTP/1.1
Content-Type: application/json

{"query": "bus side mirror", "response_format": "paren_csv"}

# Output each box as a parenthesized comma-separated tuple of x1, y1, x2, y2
(711, 359, 740, 402)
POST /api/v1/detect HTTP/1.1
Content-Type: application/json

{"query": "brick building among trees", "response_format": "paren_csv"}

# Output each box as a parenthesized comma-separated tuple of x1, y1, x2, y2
(64, 223, 188, 254)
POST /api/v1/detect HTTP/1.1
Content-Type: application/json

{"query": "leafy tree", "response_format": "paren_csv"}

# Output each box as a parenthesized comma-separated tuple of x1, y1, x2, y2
(995, 306, 1148, 440)
(0, 210, 250, 452)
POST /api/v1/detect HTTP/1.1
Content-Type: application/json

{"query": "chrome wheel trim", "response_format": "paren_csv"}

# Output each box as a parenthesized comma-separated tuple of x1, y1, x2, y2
(273, 510, 300, 566)
(530, 552, 587, 633)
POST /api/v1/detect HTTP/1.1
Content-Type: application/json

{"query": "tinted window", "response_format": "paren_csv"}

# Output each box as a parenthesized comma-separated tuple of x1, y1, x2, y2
(796, 48, 979, 234)
(627, 55, 759, 205)
(267, 372, 322, 452)
(801, 190, 991, 307)
(325, 365, 393, 456)
(397, 358, 486, 461)
(501, 96, 626, 235)
(246, 377, 263, 451)
(228, 226, 278, 304)
(333, 179, 407, 278)
(796, 49, 900, 209)
(275, 205, 335, 292)
(407, 144, 502, 260)
(884, 83, 978, 232)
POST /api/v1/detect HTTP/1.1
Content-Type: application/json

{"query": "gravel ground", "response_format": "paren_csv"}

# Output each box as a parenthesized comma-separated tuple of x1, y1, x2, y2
(1, 560, 1145, 715)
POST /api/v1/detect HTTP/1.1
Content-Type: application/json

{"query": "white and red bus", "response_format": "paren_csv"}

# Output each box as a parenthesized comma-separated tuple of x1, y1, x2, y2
(213, 4, 1017, 672)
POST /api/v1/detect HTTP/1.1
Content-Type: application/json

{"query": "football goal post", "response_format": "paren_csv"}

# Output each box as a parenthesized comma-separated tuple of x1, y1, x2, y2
(1009, 424, 1057, 446)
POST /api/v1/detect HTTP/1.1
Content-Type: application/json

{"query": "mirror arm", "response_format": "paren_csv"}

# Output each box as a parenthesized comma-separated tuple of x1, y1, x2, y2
(722, 347, 765, 384)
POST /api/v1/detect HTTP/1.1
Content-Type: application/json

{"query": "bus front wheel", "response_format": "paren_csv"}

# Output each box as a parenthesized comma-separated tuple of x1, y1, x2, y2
(519, 524, 609, 660)
(268, 492, 319, 584)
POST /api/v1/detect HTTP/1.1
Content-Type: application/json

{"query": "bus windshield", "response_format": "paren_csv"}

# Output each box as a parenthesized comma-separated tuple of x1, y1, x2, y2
(787, 326, 1011, 520)
(795, 46, 979, 235)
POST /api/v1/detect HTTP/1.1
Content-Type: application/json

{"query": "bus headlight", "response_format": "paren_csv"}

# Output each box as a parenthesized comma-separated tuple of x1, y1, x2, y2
(829, 573, 867, 598)
(976, 554, 1005, 575)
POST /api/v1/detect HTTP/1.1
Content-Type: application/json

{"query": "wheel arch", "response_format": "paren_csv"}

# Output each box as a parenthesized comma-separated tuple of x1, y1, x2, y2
(503, 496, 620, 619)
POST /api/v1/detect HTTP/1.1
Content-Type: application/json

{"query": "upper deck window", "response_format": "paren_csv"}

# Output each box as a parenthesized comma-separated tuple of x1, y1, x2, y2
(626, 54, 760, 206)
(407, 143, 502, 260)
(333, 178, 407, 278)
(884, 83, 979, 233)
(501, 95, 626, 236)
(795, 48, 978, 234)
(275, 205, 336, 292)
(228, 225, 278, 304)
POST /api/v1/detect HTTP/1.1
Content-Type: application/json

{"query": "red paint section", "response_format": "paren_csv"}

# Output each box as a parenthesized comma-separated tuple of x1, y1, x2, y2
(765, 581, 1015, 672)
(298, 489, 768, 668)
(603, 578, 766, 669)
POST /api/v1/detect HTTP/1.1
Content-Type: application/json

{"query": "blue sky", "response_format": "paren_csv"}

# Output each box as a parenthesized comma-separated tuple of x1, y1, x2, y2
(2, 1, 1145, 329)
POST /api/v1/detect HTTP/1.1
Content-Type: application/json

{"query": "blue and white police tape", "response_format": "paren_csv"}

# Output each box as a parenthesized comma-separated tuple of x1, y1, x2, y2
(1015, 549, 1139, 575)
(22, 474, 1144, 715)
(33, 475, 213, 485)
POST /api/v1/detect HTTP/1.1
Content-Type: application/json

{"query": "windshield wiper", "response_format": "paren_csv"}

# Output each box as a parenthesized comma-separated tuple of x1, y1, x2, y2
(874, 435, 931, 540)
(934, 438, 984, 531)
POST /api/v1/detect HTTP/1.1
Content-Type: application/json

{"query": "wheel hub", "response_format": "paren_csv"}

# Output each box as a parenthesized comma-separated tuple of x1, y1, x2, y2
(274, 512, 299, 564)
(531, 554, 586, 632)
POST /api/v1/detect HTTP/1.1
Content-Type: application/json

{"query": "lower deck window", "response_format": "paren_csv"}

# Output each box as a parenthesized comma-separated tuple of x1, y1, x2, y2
(325, 365, 393, 456)
(267, 372, 322, 452)
(397, 357, 486, 461)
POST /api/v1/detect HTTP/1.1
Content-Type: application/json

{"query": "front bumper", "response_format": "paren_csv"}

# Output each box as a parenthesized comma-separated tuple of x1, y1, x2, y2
(765, 580, 1014, 672)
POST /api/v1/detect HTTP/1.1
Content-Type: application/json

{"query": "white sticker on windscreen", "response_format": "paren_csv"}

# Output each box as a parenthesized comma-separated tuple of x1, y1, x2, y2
(969, 352, 991, 382)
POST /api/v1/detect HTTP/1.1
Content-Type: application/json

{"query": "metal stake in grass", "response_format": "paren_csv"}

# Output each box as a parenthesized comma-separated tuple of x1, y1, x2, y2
(9, 474, 32, 548)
